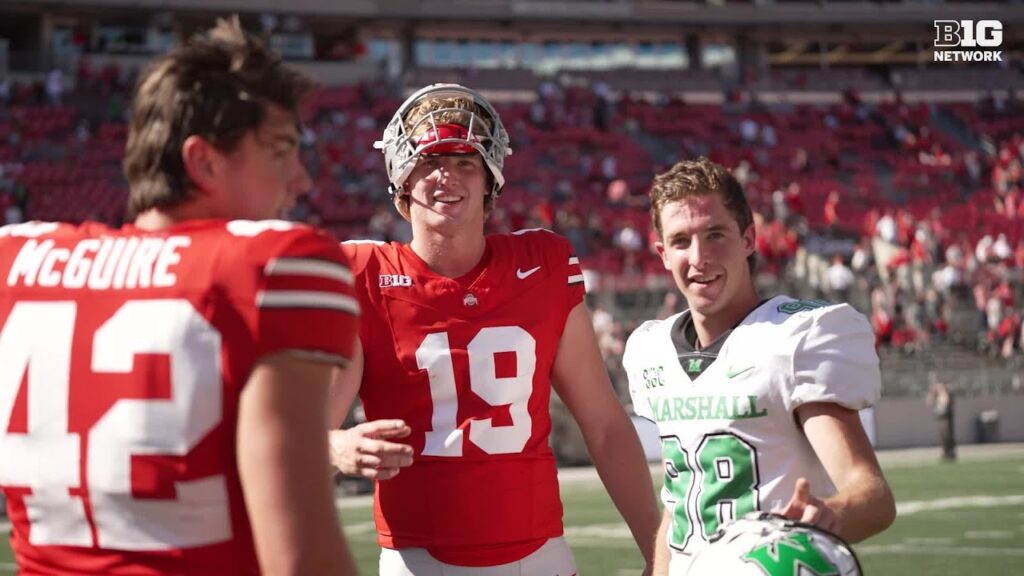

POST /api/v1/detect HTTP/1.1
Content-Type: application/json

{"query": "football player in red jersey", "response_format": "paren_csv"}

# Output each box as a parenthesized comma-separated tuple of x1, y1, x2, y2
(0, 18, 359, 576)
(328, 84, 660, 575)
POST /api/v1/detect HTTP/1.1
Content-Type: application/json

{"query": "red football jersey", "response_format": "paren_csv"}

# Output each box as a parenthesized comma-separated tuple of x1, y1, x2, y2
(0, 219, 359, 575)
(342, 229, 585, 567)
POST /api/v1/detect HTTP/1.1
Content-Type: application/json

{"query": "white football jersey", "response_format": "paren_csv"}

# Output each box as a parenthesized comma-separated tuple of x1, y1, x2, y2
(623, 296, 880, 575)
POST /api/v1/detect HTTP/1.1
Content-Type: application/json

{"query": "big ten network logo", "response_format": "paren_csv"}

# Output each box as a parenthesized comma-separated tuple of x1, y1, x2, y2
(933, 20, 1003, 62)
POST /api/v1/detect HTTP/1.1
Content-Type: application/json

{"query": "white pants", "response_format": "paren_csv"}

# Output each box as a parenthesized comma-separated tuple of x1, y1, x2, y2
(379, 537, 577, 576)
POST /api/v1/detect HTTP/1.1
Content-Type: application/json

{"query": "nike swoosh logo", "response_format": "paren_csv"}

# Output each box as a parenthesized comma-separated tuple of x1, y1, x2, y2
(517, 265, 541, 279)
(726, 366, 755, 378)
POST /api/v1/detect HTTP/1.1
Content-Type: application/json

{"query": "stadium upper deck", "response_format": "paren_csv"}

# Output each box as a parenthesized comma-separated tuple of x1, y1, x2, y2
(2, 0, 1022, 78)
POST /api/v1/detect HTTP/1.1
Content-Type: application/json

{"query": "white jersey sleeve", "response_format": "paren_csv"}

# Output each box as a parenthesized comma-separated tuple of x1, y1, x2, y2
(787, 303, 881, 410)
(623, 319, 662, 421)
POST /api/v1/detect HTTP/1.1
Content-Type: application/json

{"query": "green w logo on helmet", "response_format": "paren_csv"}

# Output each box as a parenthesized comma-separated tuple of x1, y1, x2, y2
(686, 513, 861, 576)
(742, 532, 840, 576)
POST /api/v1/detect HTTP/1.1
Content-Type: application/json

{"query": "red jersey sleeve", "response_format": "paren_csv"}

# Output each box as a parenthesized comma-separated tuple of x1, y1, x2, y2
(563, 238, 585, 314)
(509, 228, 584, 321)
(237, 224, 360, 366)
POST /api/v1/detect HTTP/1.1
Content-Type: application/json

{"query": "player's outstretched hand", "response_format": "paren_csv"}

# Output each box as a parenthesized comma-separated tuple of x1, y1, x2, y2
(773, 477, 842, 535)
(329, 420, 413, 480)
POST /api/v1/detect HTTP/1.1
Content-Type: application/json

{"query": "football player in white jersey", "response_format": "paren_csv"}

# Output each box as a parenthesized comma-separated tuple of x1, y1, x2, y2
(623, 157, 895, 576)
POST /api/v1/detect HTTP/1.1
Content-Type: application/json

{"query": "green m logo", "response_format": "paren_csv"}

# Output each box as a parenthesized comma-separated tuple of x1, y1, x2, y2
(686, 358, 703, 373)
(741, 532, 839, 576)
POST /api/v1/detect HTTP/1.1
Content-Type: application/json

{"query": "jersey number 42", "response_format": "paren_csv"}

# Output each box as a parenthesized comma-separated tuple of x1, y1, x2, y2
(0, 300, 231, 550)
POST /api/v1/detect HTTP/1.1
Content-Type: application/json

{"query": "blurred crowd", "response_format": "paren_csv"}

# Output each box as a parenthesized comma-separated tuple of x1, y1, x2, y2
(2, 65, 1023, 378)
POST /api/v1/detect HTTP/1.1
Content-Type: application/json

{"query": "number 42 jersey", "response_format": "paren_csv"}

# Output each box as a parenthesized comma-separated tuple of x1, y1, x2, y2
(342, 229, 584, 567)
(0, 219, 359, 575)
(624, 296, 880, 574)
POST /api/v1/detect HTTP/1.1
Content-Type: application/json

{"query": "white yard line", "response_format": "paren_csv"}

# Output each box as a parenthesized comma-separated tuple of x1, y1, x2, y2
(897, 494, 1024, 516)
(858, 544, 1024, 557)
(562, 494, 1024, 539)
(342, 521, 378, 536)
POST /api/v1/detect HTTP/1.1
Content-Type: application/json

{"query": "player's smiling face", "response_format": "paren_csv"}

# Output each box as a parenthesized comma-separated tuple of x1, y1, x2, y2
(404, 152, 488, 230)
(655, 193, 755, 320)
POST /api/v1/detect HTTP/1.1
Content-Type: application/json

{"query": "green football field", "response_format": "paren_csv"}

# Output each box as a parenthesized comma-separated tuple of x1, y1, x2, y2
(2, 445, 1023, 575)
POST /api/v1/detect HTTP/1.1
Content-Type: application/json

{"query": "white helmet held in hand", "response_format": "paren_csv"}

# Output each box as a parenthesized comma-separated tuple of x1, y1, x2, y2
(686, 512, 862, 576)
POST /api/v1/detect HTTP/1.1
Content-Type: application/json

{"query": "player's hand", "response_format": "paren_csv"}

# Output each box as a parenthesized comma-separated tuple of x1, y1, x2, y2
(329, 420, 413, 481)
(773, 477, 842, 535)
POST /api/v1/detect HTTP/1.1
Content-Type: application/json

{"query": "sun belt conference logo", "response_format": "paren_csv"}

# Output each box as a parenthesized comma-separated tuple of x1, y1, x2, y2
(934, 20, 1003, 62)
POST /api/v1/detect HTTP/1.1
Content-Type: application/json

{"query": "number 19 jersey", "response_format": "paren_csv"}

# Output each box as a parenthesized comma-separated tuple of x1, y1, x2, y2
(342, 229, 584, 567)
(0, 220, 359, 575)
(624, 296, 880, 575)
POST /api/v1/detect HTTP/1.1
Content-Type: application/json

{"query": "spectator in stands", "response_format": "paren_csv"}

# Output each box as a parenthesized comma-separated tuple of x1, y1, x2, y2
(996, 310, 1021, 360)
(932, 257, 963, 296)
(851, 237, 874, 276)
(790, 147, 809, 174)
(739, 117, 758, 144)
(2, 191, 22, 225)
(993, 233, 1013, 262)
(561, 209, 592, 258)
(823, 189, 841, 235)
(45, 67, 64, 106)
(592, 303, 614, 339)
(963, 150, 982, 187)
(825, 254, 855, 303)
(613, 218, 644, 253)
(871, 287, 894, 349)
(783, 181, 805, 229)
(926, 373, 956, 461)
(910, 226, 934, 295)
(771, 187, 789, 223)
(601, 154, 618, 180)
(976, 234, 995, 265)
(598, 319, 627, 376)
(606, 178, 630, 206)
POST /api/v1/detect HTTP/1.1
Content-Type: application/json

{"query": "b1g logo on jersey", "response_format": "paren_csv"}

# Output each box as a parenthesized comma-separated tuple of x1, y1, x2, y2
(934, 20, 1003, 62)
(379, 274, 413, 288)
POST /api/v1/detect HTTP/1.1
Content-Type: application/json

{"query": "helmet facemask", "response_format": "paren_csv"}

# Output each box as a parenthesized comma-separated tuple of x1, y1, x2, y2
(375, 84, 512, 200)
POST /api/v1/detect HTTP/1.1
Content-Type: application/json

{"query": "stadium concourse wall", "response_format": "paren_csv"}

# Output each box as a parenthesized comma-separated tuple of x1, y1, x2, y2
(870, 393, 1024, 449)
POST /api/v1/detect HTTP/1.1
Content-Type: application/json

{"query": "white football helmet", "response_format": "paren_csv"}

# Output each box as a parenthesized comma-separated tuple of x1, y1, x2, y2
(687, 512, 862, 576)
(374, 83, 512, 197)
